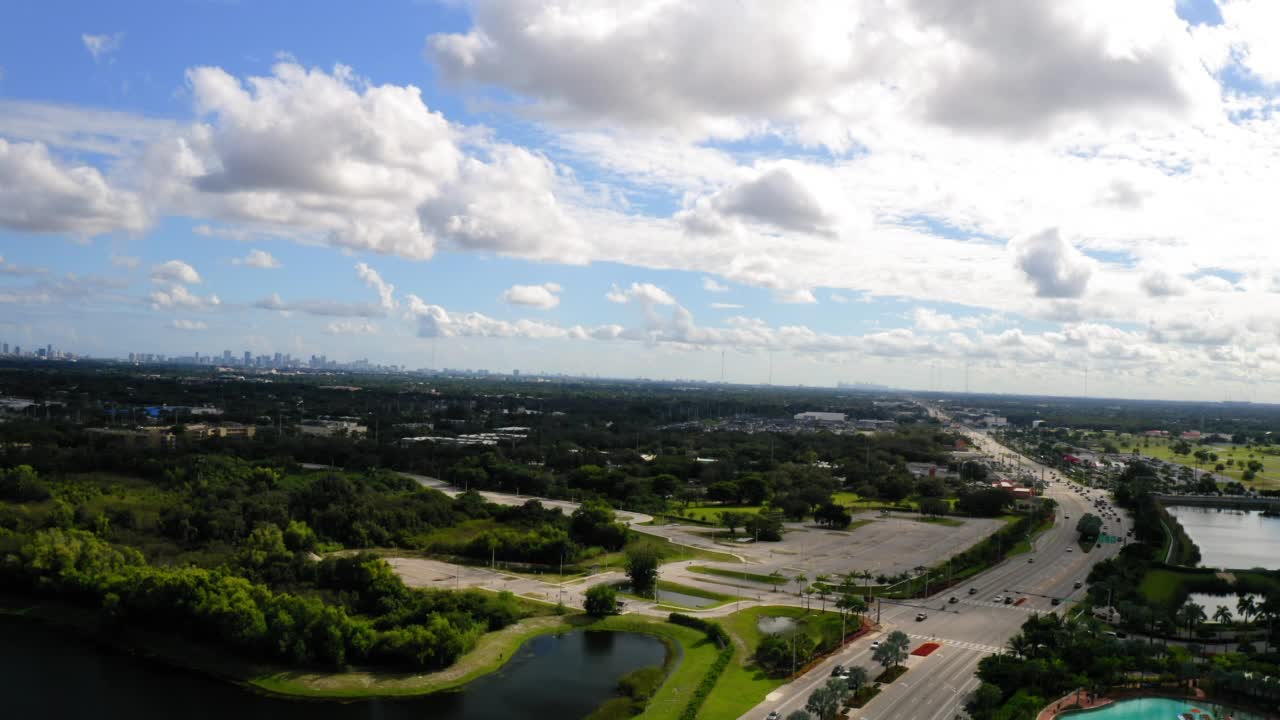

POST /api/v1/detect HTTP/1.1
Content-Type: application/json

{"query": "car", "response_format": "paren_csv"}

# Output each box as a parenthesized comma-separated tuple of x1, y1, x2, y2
(1004, 596, 1014, 604)
(830, 664, 844, 677)
(1066, 547, 1073, 552)
(1074, 581, 1083, 588)
(1027, 558, 1035, 563)
(915, 612, 928, 621)
(1051, 598, 1061, 606)
(968, 587, 977, 595)
(1065, 515, 1070, 519)
(993, 595, 1003, 603)
(870, 640, 881, 649)
(949, 596, 958, 604)
(767, 713, 781, 720)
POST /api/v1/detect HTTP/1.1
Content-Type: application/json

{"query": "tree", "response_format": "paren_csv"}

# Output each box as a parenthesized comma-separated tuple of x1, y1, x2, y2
(570, 499, 628, 550)
(805, 678, 849, 720)
(957, 488, 1010, 517)
(786, 712, 812, 720)
(584, 584, 617, 617)
(625, 544, 662, 597)
(1214, 605, 1233, 634)
(845, 665, 869, 693)
(966, 682, 1003, 720)
(1075, 513, 1103, 541)
(873, 629, 910, 669)
(720, 511, 750, 536)
(814, 575, 832, 611)
(814, 503, 851, 529)
(918, 497, 949, 518)
(767, 570, 786, 591)
(1237, 594, 1257, 625)
(745, 511, 784, 541)
(837, 594, 866, 641)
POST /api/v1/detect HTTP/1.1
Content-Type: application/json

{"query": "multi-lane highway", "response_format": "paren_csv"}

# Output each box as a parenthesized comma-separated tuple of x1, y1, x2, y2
(738, 428, 1126, 720)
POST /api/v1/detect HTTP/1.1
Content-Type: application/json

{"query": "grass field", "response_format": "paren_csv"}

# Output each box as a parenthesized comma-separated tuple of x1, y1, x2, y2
(680, 503, 767, 523)
(687, 565, 786, 587)
(1113, 434, 1280, 490)
(704, 606, 850, 720)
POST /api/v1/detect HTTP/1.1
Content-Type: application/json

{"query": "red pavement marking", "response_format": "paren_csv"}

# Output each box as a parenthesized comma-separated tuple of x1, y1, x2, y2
(911, 642, 940, 657)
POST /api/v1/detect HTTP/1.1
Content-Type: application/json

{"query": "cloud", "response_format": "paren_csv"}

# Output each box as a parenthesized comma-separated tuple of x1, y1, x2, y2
(253, 292, 383, 318)
(710, 302, 743, 309)
(1140, 269, 1189, 297)
(501, 282, 562, 309)
(702, 277, 729, 293)
(0, 273, 126, 305)
(82, 33, 123, 62)
(774, 288, 817, 304)
(407, 294, 571, 339)
(150, 285, 220, 310)
(1012, 229, 1093, 299)
(324, 319, 379, 335)
(170, 319, 207, 331)
(110, 254, 140, 270)
(708, 165, 835, 235)
(151, 260, 201, 285)
(232, 249, 280, 269)
(0, 256, 48, 277)
(606, 282, 677, 306)
(913, 307, 984, 332)
(429, 1, 1204, 139)
(828, 293, 849, 304)
(0, 139, 147, 237)
(355, 262, 396, 310)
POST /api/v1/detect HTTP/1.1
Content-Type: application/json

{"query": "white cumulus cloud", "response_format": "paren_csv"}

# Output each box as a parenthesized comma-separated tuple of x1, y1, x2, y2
(501, 282, 562, 309)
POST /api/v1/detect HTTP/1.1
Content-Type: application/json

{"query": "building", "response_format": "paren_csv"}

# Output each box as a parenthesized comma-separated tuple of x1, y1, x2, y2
(182, 422, 257, 440)
(794, 411, 847, 424)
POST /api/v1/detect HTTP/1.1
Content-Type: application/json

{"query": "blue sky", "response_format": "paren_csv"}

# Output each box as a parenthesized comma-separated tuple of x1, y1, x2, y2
(4, 1, 1280, 400)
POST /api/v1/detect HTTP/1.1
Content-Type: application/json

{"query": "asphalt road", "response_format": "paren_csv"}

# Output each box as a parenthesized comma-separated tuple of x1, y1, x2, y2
(737, 427, 1127, 720)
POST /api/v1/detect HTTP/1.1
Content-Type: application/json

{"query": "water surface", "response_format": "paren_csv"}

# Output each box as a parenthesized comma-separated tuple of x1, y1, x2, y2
(0, 616, 666, 720)
(1063, 696, 1260, 720)
(1186, 593, 1264, 621)
(1165, 505, 1280, 570)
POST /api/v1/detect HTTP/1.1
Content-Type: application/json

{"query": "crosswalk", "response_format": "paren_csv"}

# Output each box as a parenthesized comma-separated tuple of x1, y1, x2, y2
(956, 599, 1044, 613)
(906, 634, 1005, 655)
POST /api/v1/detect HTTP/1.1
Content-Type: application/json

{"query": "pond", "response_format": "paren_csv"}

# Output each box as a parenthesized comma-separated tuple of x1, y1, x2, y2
(757, 616, 798, 635)
(1062, 696, 1262, 720)
(1165, 505, 1280, 570)
(0, 616, 667, 720)
(1186, 593, 1264, 621)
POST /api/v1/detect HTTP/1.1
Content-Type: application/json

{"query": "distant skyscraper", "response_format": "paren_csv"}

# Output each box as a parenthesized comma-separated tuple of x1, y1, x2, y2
(244, 350, 252, 366)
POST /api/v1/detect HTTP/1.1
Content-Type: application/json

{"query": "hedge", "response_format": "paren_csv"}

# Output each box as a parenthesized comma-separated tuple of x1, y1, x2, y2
(668, 612, 730, 649)
(678, 644, 734, 720)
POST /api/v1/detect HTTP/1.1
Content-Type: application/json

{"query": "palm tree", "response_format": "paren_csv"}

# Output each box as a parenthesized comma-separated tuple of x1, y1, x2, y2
(845, 666, 869, 694)
(768, 570, 785, 592)
(1007, 634, 1035, 659)
(1181, 601, 1207, 640)
(794, 573, 808, 597)
(1237, 594, 1257, 625)
(815, 574, 832, 611)
(1214, 605, 1233, 640)
(860, 569, 874, 595)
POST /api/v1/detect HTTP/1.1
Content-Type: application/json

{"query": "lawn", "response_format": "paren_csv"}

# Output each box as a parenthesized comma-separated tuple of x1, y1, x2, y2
(687, 565, 785, 587)
(680, 503, 767, 524)
(1116, 435, 1280, 490)
(702, 606, 851, 720)
(590, 532, 742, 570)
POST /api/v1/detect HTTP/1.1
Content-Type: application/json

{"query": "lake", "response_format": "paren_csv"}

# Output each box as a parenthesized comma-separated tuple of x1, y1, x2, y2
(0, 616, 667, 719)
(1165, 505, 1280, 570)
(1186, 593, 1264, 621)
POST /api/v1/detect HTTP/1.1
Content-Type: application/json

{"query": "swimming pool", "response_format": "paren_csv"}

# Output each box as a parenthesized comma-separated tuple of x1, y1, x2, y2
(1063, 697, 1263, 720)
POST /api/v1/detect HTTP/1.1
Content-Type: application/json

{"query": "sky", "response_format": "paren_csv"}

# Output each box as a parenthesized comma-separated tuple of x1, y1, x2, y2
(6, 1, 1280, 400)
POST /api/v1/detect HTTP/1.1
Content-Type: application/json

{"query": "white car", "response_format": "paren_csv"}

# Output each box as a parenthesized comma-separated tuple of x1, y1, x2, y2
(993, 595, 1003, 603)
(870, 640, 881, 649)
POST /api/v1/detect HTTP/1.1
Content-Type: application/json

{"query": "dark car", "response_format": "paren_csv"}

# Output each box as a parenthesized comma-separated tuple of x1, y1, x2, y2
(968, 587, 977, 595)
(949, 596, 958, 604)
(830, 664, 844, 677)
(1051, 598, 1061, 606)
(1004, 596, 1014, 604)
